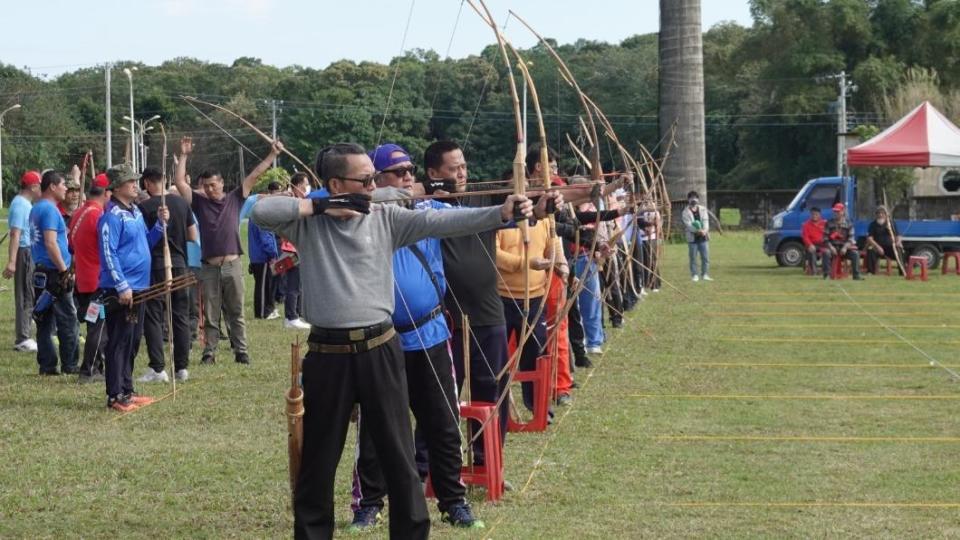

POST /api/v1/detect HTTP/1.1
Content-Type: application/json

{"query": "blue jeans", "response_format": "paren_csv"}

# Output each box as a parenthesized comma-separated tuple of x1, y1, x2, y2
(574, 255, 605, 348)
(35, 289, 79, 374)
(688, 241, 710, 277)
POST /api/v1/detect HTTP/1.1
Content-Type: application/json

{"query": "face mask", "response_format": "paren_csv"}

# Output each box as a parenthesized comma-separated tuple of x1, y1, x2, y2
(877, 218, 886, 225)
(303, 184, 311, 195)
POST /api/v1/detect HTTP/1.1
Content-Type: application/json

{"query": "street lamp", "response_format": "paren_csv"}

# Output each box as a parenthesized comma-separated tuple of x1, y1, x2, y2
(123, 67, 138, 171)
(0, 104, 23, 209)
(123, 114, 161, 169)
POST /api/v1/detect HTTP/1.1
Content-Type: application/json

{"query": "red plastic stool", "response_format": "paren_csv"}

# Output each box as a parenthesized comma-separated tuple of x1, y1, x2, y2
(424, 401, 503, 502)
(507, 355, 553, 433)
(906, 256, 928, 281)
(831, 255, 849, 279)
(942, 252, 960, 275)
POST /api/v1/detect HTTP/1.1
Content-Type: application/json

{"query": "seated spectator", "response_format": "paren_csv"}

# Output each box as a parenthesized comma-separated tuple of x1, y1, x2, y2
(822, 203, 863, 280)
(865, 206, 903, 275)
(800, 207, 826, 274)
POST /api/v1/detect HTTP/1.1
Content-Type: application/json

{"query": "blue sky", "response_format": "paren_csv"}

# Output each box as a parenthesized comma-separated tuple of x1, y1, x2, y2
(3, 1, 752, 77)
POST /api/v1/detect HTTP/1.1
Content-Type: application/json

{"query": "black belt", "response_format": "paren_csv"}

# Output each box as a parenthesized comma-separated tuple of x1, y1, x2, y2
(394, 305, 443, 334)
(309, 319, 393, 343)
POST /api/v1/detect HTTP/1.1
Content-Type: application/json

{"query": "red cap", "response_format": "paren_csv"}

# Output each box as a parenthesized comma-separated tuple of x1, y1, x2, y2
(20, 170, 41, 187)
(832, 203, 845, 212)
(93, 173, 110, 189)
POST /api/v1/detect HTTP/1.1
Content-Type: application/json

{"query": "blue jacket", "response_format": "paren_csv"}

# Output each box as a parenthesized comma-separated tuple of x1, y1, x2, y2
(97, 199, 165, 293)
(392, 199, 451, 351)
(248, 220, 279, 264)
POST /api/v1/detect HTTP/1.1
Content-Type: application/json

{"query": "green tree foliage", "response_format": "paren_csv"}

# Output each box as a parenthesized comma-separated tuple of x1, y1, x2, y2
(2, 1, 959, 201)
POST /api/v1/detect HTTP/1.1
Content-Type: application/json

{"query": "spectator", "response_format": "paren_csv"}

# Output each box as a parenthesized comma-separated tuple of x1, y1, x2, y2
(801, 207, 826, 274)
(98, 164, 168, 412)
(281, 173, 310, 330)
(866, 206, 903, 275)
(173, 136, 282, 365)
(30, 170, 79, 376)
(248, 182, 281, 320)
(822, 202, 863, 280)
(4, 170, 41, 352)
(681, 190, 711, 282)
(139, 167, 197, 383)
(68, 174, 111, 383)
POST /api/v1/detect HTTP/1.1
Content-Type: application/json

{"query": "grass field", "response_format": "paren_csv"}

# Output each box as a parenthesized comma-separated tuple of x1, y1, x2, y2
(1, 230, 959, 538)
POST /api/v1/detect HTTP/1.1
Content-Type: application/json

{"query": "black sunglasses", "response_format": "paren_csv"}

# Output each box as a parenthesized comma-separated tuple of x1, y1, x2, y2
(384, 165, 417, 177)
(337, 175, 377, 188)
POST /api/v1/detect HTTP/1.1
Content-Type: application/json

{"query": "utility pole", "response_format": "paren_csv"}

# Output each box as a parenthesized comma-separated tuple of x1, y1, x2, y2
(270, 99, 279, 168)
(105, 63, 113, 168)
(837, 70, 847, 177)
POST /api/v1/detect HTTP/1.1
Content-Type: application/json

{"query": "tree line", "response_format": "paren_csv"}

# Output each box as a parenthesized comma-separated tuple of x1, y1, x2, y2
(1, 0, 958, 201)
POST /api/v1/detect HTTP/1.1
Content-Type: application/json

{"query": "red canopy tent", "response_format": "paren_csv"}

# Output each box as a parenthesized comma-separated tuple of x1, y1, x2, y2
(847, 101, 960, 168)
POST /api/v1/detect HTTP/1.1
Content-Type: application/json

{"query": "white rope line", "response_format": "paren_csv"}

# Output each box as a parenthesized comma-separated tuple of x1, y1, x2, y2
(837, 285, 960, 381)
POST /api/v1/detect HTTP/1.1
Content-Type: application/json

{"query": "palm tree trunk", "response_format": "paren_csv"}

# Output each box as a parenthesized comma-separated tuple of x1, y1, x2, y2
(659, 0, 707, 206)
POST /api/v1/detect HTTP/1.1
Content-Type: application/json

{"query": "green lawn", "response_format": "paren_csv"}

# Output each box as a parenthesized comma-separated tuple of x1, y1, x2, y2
(2, 230, 959, 538)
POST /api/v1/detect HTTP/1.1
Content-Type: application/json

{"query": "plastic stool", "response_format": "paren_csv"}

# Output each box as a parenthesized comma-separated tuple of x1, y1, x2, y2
(906, 256, 928, 281)
(507, 355, 553, 433)
(831, 255, 849, 279)
(942, 252, 960, 275)
(424, 401, 503, 502)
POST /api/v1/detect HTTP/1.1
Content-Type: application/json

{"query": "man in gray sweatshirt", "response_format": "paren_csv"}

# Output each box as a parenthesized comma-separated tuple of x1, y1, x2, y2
(251, 142, 542, 540)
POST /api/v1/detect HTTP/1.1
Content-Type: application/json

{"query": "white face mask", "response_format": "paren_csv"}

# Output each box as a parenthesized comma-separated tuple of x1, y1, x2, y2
(302, 184, 311, 195)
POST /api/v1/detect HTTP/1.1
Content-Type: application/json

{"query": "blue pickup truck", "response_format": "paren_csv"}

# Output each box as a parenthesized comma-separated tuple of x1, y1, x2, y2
(763, 176, 960, 268)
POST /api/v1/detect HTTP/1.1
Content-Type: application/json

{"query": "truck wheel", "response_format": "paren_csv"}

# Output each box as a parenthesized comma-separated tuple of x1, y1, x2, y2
(909, 244, 940, 270)
(776, 241, 805, 267)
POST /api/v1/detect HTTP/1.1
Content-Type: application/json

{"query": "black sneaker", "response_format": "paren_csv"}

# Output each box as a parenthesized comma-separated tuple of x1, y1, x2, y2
(347, 506, 383, 533)
(62, 367, 80, 375)
(574, 355, 593, 368)
(200, 353, 216, 365)
(39, 369, 62, 376)
(611, 319, 623, 329)
(441, 502, 484, 529)
(235, 352, 250, 365)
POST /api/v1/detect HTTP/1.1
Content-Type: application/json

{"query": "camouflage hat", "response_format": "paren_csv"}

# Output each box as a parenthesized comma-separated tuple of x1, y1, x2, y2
(106, 163, 139, 190)
(65, 178, 81, 190)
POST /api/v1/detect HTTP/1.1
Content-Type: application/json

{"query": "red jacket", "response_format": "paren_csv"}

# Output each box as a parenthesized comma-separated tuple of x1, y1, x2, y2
(801, 218, 825, 248)
(68, 200, 104, 293)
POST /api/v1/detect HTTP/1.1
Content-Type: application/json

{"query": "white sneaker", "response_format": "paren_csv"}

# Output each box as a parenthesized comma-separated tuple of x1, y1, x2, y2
(692, 275, 700, 282)
(640, 289, 649, 297)
(14, 339, 38, 352)
(652, 288, 661, 293)
(137, 369, 170, 383)
(175, 369, 189, 382)
(701, 274, 714, 281)
(586, 346, 603, 354)
(284, 318, 311, 330)
(265, 309, 280, 320)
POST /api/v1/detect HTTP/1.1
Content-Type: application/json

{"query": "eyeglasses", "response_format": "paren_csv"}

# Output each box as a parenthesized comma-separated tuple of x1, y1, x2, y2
(336, 175, 377, 188)
(384, 166, 416, 177)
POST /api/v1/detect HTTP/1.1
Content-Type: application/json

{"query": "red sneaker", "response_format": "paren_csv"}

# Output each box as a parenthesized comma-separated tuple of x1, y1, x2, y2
(128, 394, 155, 406)
(108, 395, 138, 412)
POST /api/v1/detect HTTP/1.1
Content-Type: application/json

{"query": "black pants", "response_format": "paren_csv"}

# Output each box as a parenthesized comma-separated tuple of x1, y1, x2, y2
(294, 335, 429, 540)
(568, 295, 586, 360)
(867, 244, 902, 275)
(284, 266, 302, 320)
(601, 261, 623, 325)
(352, 342, 465, 513)
(74, 291, 106, 377)
(501, 296, 547, 410)
(187, 272, 200, 340)
(451, 323, 508, 465)
(104, 297, 145, 400)
(250, 262, 276, 319)
(144, 267, 192, 372)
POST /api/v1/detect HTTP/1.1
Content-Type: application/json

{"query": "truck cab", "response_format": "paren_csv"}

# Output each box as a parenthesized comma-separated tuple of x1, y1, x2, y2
(763, 176, 960, 268)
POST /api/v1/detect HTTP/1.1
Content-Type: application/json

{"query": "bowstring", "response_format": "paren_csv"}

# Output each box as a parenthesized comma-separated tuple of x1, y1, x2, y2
(375, 0, 417, 150)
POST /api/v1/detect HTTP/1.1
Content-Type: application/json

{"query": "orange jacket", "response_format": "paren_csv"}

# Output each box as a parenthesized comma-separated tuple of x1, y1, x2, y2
(496, 219, 563, 299)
